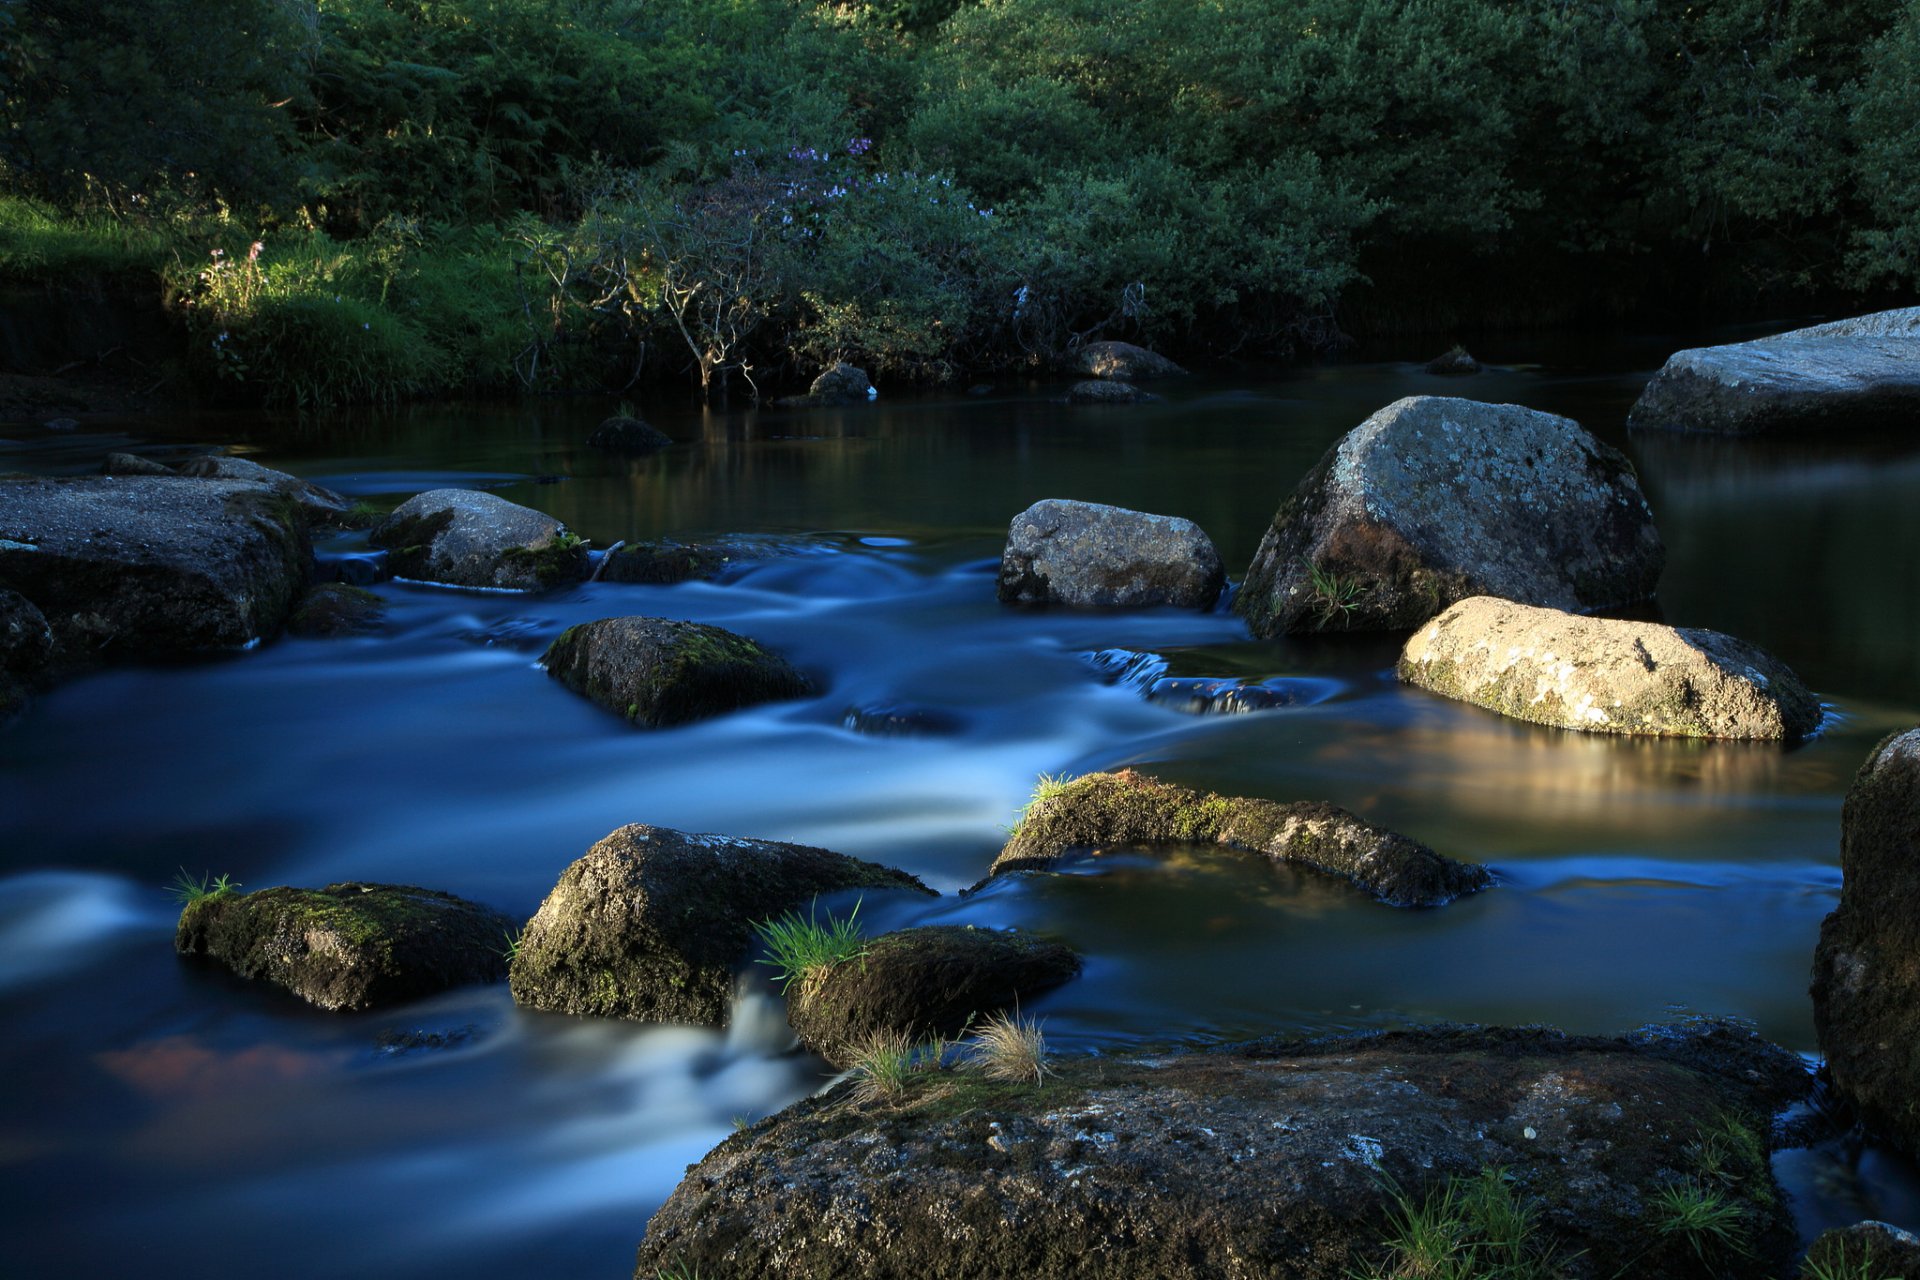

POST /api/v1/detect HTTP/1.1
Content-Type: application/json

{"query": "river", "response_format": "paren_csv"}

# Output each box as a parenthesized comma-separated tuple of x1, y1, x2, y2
(3, 325, 1918, 1276)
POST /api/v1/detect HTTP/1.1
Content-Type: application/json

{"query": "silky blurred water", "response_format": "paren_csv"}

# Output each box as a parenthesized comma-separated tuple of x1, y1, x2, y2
(4, 327, 1918, 1276)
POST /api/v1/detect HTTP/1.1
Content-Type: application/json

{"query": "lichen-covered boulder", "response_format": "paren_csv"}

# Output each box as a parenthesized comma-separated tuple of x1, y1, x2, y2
(175, 455, 352, 522)
(1236, 397, 1664, 636)
(1398, 597, 1821, 740)
(1813, 729, 1920, 1157)
(1069, 340, 1187, 381)
(635, 1021, 1808, 1280)
(369, 488, 586, 590)
(509, 824, 934, 1026)
(542, 616, 814, 728)
(1800, 1222, 1920, 1280)
(175, 882, 512, 1012)
(998, 499, 1224, 610)
(986, 769, 1489, 907)
(287, 583, 387, 637)
(0, 475, 309, 659)
(1628, 308, 1920, 435)
(787, 926, 1082, 1066)
(1067, 379, 1154, 405)
(587, 415, 671, 453)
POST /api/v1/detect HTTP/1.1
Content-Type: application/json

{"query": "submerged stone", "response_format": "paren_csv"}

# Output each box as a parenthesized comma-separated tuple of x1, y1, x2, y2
(1236, 396, 1664, 636)
(998, 499, 1224, 610)
(635, 1020, 1807, 1280)
(1398, 596, 1821, 740)
(175, 882, 512, 1012)
(786, 926, 1082, 1067)
(1812, 728, 1920, 1159)
(986, 768, 1489, 907)
(596, 539, 768, 585)
(1629, 308, 1920, 435)
(542, 616, 815, 728)
(509, 824, 934, 1027)
(370, 488, 587, 590)
(287, 583, 387, 638)
(842, 702, 966, 737)
(1068, 340, 1187, 381)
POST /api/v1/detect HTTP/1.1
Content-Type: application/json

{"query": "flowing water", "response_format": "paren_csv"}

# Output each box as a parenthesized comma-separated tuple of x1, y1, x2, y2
(4, 327, 1920, 1276)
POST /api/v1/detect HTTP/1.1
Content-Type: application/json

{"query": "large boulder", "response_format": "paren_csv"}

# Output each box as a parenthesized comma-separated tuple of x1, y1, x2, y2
(174, 454, 352, 523)
(1398, 597, 1822, 740)
(542, 616, 815, 727)
(1628, 308, 1920, 435)
(508, 824, 934, 1026)
(175, 882, 512, 1012)
(1069, 340, 1187, 381)
(786, 926, 1082, 1067)
(369, 488, 587, 590)
(986, 769, 1489, 907)
(635, 1021, 1808, 1280)
(998, 499, 1224, 610)
(0, 475, 309, 659)
(1236, 397, 1664, 636)
(777, 363, 876, 408)
(1812, 728, 1920, 1157)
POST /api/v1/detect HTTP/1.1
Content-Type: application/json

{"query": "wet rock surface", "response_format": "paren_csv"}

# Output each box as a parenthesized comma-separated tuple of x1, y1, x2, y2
(174, 455, 352, 522)
(986, 769, 1489, 907)
(787, 926, 1082, 1066)
(508, 824, 933, 1027)
(587, 415, 672, 453)
(1399, 596, 1822, 740)
(1068, 340, 1187, 381)
(596, 539, 771, 585)
(1085, 647, 1340, 716)
(175, 883, 512, 1012)
(1813, 728, 1920, 1158)
(842, 702, 966, 737)
(0, 475, 310, 661)
(1067, 379, 1154, 405)
(287, 583, 387, 637)
(1629, 308, 1920, 435)
(542, 615, 815, 728)
(635, 1021, 1808, 1280)
(370, 488, 586, 590)
(998, 499, 1224, 610)
(1237, 396, 1664, 636)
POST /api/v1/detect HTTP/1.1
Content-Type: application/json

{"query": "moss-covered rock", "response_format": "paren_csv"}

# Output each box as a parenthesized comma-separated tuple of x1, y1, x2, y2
(635, 1020, 1808, 1280)
(1399, 596, 1821, 740)
(596, 539, 767, 585)
(542, 615, 814, 728)
(0, 475, 309, 661)
(985, 769, 1489, 907)
(1800, 1221, 1920, 1279)
(1812, 728, 1920, 1158)
(1629, 308, 1920, 435)
(369, 488, 587, 590)
(287, 583, 387, 637)
(587, 415, 671, 453)
(174, 882, 512, 1012)
(998, 499, 1224, 610)
(1236, 396, 1664, 636)
(1068, 340, 1187, 381)
(788, 926, 1082, 1067)
(508, 824, 935, 1027)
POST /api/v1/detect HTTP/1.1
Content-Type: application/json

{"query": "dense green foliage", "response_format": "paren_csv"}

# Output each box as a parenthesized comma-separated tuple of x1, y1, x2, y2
(2, 0, 1914, 404)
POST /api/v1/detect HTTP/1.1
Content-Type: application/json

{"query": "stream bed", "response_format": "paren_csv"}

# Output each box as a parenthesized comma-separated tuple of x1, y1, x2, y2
(5, 327, 1920, 1276)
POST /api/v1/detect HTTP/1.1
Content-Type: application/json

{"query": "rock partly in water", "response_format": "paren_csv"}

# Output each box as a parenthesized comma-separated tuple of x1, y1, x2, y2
(102, 451, 176, 477)
(1425, 345, 1481, 376)
(1813, 728, 1920, 1158)
(287, 583, 387, 637)
(1628, 308, 1920, 435)
(370, 488, 587, 590)
(635, 1020, 1808, 1280)
(0, 587, 54, 675)
(509, 824, 934, 1026)
(1399, 596, 1821, 740)
(1069, 340, 1187, 381)
(175, 882, 512, 1012)
(587, 415, 672, 453)
(1800, 1221, 1920, 1279)
(175, 455, 353, 522)
(1085, 647, 1342, 717)
(1236, 396, 1664, 636)
(0, 475, 309, 660)
(986, 769, 1490, 907)
(777, 363, 876, 408)
(542, 616, 815, 728)
(841, 702, 966, 737)
(998, 499, 1224, 610)
(1067, 379, 1154, 405)
(786, 925, 1082, 1067)
(596, 539, 770, 585)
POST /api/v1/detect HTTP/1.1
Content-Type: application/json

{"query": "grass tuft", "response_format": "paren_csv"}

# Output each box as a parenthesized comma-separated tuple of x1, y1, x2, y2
(1303, 556, 1366, 630)
(1009, 771, 1076, 834)
(1358, 1166, 1562, 1280)
(167, 869, 241, 906)
(845, 1028, 922, 1105)
(752, 897, 867, 992)
(967, 1010, 1049, 1085)
(1651, 1179, 1752, 1264)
